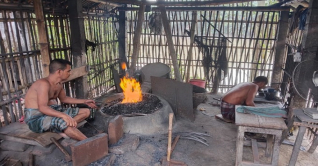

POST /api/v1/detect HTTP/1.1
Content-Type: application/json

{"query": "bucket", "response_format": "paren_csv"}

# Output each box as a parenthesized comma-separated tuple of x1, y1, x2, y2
(140, 63, 170, 83)
(189, 79, 206, 89)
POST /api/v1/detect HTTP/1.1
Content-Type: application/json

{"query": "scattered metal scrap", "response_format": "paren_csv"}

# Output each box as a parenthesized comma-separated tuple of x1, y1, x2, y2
(173, 132, 210, 146)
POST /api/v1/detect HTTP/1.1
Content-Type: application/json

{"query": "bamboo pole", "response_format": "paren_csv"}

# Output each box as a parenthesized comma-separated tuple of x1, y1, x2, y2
(185, 11, 197, 82)
(167, 113, 174, 162)
(159, 1, 182, 82)
(130, 5, 145, 73)
(27, 12, 40, 81)
(34, 0, 50, 77)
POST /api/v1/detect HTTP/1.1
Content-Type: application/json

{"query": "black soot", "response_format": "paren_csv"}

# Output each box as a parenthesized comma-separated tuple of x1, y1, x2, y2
(101, 93, 163, 116)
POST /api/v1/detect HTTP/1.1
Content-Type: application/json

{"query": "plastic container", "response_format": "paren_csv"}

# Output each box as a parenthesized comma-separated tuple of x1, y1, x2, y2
(140, 63, 170, 83)
(189, 79, 206, 89)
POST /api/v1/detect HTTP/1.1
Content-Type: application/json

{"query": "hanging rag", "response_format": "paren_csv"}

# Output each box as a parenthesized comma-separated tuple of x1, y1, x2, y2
(299, 8, 308, 30)
(218, 38, 228, 77)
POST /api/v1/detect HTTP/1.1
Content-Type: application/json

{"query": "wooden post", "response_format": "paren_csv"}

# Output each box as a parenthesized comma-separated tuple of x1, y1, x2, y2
(118, 6, 128, 73)
(33, 0, 50, 77)
(271, 11, 289, 90)
(130, 5, 145, 73)
(185, 11, 197, 82)
(293, 0, 318, 108)
(158, 1, 182, 82)
(68, 0, 88, 98)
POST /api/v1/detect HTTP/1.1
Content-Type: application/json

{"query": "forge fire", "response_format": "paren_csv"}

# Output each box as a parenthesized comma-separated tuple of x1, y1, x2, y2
(120, 62, 142, 103)
(100, 93, 163, 116)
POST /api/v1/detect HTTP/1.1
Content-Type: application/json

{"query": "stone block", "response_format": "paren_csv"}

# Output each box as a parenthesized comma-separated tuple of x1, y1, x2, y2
(108, 115, 123, 145)
(109, 134, 139, 154)
(71, 133, 108, 166)
(29, 143, 56, 156)
(0, 140, 29, 152)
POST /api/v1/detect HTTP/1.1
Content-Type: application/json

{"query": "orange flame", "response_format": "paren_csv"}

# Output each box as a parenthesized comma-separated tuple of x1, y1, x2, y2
(120, 76, 142, 103)
(121, 62, 127, 70)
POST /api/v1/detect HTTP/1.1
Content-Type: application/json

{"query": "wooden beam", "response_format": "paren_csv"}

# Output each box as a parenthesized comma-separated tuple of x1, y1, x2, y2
(118, 5, 128, 73)
(130, 5, 145, 73)
(103, 0, 262, 6)
(62, 66, 88, 83)
(118, 6, 291, 12)
(33, 0, 50, 77)
(271, 11, 289, 90)
(186, 11, 197, 82)
(159, 1, 182, 82)
(68, 0, 88, 98)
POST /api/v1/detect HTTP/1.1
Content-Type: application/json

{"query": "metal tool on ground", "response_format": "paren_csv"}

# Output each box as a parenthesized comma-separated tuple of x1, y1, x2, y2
(209, 97, 221, 106)
(161, 113, 187, 166)
(50, 137, 72, 161)
(174, 132, 210, 146)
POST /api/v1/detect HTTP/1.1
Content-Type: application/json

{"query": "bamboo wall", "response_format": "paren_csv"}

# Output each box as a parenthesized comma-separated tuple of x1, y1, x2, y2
(84, 11, 119, 98)
(126, 3, 280, 93)
(0, 9, 42, 127)
(0, 1, 119, 127)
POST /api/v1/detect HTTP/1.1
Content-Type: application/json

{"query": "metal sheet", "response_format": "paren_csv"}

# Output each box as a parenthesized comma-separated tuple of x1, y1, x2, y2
(151, 76, 194, 121)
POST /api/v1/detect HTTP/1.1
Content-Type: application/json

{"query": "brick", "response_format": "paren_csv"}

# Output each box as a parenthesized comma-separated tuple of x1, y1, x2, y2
(0, 140, 29, 152)
(108, 115, 123, 145)
(70, 133, 108, 166)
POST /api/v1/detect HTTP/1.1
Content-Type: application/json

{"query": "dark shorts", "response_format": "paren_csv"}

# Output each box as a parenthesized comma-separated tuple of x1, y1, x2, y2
(24, 105, 79, 133)
(220, 101, 235, 121)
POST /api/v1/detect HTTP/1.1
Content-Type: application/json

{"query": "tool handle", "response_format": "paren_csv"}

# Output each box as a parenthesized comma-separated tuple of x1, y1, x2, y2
(167, 113, 173, 161)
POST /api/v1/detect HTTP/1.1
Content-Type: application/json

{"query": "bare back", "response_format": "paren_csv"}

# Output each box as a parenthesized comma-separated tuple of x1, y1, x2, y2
(222, 82, 258, 106)
(24, 78, 63, 109)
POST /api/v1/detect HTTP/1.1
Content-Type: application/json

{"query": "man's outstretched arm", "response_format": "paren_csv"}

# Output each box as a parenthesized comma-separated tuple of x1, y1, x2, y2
(58, 89, 97, 108)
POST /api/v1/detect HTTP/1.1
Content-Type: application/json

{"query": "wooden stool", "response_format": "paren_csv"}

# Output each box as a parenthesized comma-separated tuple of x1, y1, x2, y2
(235, 111, 287, 166)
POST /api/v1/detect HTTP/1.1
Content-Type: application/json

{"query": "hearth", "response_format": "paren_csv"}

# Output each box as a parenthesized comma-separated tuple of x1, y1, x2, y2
(99, 93, 174, 135)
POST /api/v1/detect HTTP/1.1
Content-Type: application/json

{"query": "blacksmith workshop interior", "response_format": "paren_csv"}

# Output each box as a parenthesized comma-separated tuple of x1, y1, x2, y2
(1, 0, 318, 165)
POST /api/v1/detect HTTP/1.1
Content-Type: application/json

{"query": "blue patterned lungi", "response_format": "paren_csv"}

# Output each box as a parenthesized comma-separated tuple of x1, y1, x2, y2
(24, 105, 79, 133)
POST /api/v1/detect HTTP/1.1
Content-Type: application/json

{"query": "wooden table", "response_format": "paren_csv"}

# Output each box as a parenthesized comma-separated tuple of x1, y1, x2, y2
(289, 108, 318, 166)
(235, 109, 287, 166)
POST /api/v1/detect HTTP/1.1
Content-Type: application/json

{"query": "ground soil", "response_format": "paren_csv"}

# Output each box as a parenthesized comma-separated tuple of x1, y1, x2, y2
(1, 94, 318, 166)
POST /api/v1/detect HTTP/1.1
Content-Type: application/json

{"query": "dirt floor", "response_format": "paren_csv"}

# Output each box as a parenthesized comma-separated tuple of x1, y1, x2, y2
(1, 94, 318, 166)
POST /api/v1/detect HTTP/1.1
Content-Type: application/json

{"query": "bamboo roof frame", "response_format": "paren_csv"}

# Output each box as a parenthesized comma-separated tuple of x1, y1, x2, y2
(102, 0, 263, 6)
(118, 6, 291, 12)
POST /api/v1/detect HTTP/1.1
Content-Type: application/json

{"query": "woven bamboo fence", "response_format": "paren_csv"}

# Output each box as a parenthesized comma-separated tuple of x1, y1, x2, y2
(126, 2, 280, 93)
(0, 1, 118, 127)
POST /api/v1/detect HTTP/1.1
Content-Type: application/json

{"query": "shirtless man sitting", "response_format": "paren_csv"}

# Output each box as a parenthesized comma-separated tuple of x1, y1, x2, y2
(221, 76, 268, 122)
(24, 59, 97, 141)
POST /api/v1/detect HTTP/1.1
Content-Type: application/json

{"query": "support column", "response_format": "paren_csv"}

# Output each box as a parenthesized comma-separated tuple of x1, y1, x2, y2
(293, 0, 318, 108)
(118, 6, 128, 73)
(301, 0, 318, 60)
(130, 5, 145, 73)
(271, 11, 289, 90)
(33, 0, 50, 77)
(158, 2, 182, 82)
(68, 0, 88, 98)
